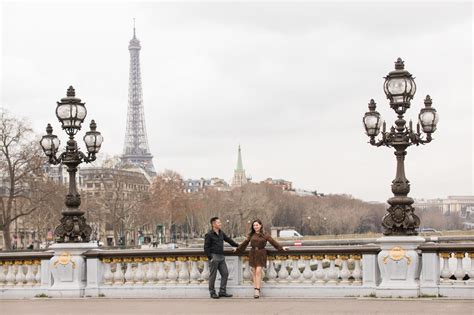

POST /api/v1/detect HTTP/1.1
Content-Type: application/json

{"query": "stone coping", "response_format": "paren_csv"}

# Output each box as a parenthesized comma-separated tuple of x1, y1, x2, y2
(418, 242, 474, 253)
(0, 251, 54, 260)
(82, 244, 380, 259)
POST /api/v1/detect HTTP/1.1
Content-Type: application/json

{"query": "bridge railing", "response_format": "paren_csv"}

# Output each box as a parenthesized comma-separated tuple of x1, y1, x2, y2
(0, 241, 472, 298)
(419, 242, 474, 297)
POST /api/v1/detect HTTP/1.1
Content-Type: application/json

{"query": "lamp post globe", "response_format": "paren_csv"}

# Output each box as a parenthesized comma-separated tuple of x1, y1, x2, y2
(383, 58, 417, 111)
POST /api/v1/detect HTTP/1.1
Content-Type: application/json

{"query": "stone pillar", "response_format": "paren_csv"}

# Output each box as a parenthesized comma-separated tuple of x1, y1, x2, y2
(215, 256, 239, 287)
(84, 256, 102, 296)
(48, 243, 98, 297)
(362, 253, 379, 290)
(419, 249, 440, 296)
(376, 236, 424, 297)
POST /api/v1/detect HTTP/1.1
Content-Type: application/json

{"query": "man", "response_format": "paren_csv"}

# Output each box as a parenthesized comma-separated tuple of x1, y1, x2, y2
(204, 216, 239, 299)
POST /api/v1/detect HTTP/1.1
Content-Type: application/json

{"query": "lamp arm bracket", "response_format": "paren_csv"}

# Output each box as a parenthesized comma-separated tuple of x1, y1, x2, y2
(79, 151, 96, 164)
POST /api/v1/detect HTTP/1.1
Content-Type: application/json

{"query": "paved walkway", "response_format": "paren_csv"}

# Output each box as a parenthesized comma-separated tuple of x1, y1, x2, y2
(1, 298, 472, 315)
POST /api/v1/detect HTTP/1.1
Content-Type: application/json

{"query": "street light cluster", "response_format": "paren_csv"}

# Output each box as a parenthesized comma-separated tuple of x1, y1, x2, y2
(40, 86, 103, 242)
(363, 58, 439, 236)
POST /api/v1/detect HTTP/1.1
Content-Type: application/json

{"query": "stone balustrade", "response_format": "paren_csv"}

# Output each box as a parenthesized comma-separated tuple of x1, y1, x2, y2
(0, 241, 472, 298)
(79, 245, 380, 298)
(0, 252, 52, 297)
(419, 243, 474, 298)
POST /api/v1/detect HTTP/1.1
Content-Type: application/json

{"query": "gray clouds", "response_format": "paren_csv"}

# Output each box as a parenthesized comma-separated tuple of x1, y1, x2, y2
(1, 1, 472, 201)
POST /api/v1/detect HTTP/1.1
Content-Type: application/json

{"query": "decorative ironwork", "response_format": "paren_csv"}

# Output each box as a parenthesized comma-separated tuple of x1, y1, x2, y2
(363, 58, 439, 236)
(40, 86, 103, 243)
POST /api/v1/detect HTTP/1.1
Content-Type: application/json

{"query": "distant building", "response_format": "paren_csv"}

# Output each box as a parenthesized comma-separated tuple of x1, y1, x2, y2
(261, 178, 293, 191)
(43, 164, 84, 187)
(79, 166, 152, 246)
(231, 145, 250, 187)
(79, 167, 152, 199)
(414, 196, 474, 216)
(183, 177, 229, 193)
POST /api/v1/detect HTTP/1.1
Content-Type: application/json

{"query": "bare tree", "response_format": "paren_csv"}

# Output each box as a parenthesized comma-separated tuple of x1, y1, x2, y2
(148, 170, 186, 242)
(0, 110, 55, 250)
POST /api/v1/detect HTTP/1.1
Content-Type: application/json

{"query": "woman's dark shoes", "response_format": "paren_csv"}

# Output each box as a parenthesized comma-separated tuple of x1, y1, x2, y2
(254, 288, 260, 299)
(210, 293, 220, 299)
(218, 293, 233, 298)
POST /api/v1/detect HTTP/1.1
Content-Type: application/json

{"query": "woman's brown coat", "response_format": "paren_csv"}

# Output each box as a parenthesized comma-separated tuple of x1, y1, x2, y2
(236, 232, 284, 267)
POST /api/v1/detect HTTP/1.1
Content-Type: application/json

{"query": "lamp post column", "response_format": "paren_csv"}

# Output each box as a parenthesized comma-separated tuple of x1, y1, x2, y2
(362, 59, 439, 297)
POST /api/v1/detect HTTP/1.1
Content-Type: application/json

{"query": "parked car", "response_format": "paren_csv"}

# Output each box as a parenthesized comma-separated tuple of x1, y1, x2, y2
(279, 229, 303, 238)
(416, 227, 442, 235)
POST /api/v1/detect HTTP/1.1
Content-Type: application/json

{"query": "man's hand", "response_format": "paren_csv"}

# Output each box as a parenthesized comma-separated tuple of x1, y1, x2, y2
(232, 248, 238, 252)
(282, 247, 289, 251)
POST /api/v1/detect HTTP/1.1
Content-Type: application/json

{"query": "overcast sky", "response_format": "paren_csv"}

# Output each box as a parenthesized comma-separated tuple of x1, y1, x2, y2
(1, 1, 472, 202)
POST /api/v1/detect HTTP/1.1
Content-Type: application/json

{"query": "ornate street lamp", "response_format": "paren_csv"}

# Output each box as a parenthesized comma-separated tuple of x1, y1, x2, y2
(40, 86, 103, 242)
(363, 58, 439, 236)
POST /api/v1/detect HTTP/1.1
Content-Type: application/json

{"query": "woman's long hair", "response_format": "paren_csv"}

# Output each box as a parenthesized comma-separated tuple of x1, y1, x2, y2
(249, 219, 264, 237)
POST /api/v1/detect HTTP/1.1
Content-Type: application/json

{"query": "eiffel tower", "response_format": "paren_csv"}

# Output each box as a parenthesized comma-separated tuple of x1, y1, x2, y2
(121, 22, 156, 176)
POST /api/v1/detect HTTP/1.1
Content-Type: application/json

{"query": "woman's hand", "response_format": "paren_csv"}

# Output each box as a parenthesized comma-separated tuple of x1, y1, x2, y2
(282, 247, 289, 251)
(232, 247, 238, 252)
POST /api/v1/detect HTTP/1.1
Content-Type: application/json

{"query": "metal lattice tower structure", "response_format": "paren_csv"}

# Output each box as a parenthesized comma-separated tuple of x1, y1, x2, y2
(121, 22, 156, 176)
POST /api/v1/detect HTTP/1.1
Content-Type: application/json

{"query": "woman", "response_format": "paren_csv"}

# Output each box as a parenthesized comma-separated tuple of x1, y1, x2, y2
(235, 219, 288, 298)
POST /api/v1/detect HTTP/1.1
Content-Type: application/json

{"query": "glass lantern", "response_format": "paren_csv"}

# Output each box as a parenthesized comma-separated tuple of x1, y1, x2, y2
(418, 95, 439, 133)
(40, 124, 60, 157)
(83, 120, 104, 154)
(383, 58, 416, 109)
(55, 86, 87, 134)
(363, 99, 383, 137)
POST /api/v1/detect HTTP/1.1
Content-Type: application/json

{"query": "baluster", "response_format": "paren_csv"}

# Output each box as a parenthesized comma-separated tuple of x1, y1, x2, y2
(134, 258, 145, 285)
(351, 255, 362, 285)
(25, 261, 35, 286)
(439, 253, 452, 282)
(277, 256, 289, 283)
(145, 258, 156, 284)
(5, 263, 15, 286)
(266, 256, 277, 283)
(242, 257, 251, 283)
(103, 259, 113, 285)
(15, 261, 26, 286)
(468, 253, 474, 282)
(167, 258, 178, 284)
(339, 255, 350, 285)
(156, 258, 166, 284)
(314, 255, 325, 284)
(113, 259, 124, 285)
(34, 260, 41, 286)
(189, 257, 200, 284)
(177, 257, 190, 284)
(289, 255, 302, 283)
(200, 257, 210, 284)
(326, 255, 338, 284)
(0, 262, 6, 286)
(301, 255, 313, 283)
(124, 260, 133, 285)
(454, 252, 466, 281)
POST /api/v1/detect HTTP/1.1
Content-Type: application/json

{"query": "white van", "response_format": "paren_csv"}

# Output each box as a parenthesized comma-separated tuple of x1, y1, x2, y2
(279, 229, 303, 238)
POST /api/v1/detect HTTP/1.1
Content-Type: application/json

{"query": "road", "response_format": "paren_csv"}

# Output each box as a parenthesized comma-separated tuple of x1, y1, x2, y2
(1, 297, 472, 315)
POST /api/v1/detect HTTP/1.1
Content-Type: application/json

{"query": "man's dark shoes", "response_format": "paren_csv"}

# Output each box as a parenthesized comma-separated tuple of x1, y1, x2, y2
(219, 293, 233, 298)
(210, 293, 220, 299)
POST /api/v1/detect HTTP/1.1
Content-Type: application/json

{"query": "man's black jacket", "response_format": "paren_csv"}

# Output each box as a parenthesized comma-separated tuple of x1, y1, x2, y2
(204, 229, 239, 259)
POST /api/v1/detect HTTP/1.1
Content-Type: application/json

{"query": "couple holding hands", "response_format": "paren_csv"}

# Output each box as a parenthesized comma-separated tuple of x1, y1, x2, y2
(203, 216, 288, 299)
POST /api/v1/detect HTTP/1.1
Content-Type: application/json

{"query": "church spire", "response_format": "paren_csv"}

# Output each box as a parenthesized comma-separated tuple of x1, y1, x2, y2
(232, 144, 248, 187)
(236, 144, 244, 171)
